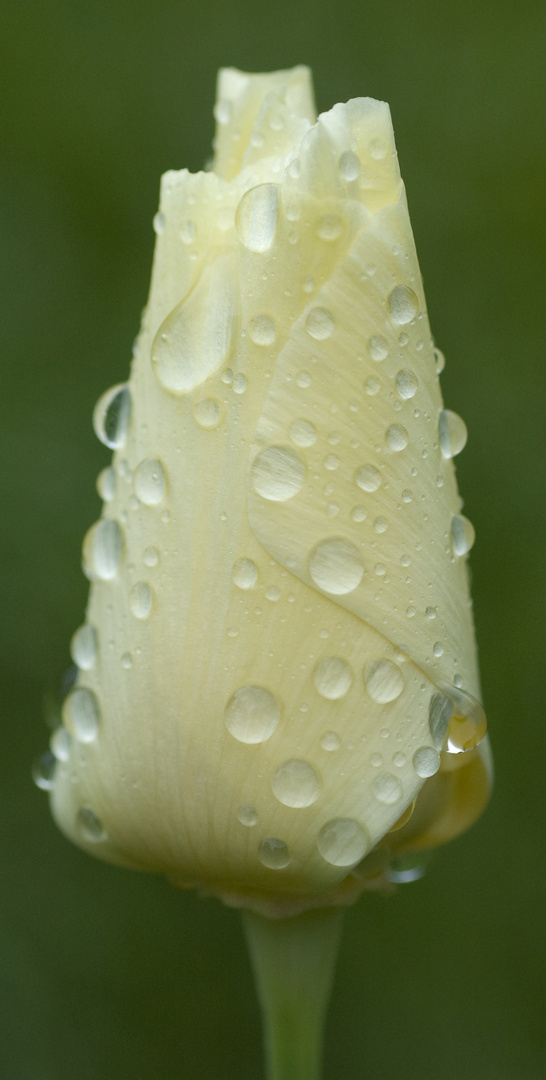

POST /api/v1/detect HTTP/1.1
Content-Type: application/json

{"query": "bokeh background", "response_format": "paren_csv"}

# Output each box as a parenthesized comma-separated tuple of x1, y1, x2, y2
(1, 1, 545, 1077)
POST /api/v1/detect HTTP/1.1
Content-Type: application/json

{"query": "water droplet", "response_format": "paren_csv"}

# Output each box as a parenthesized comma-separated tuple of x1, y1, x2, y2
(433, 641, 444, 658)
(134, 458, 167, 505)
(374, 516, 388, 534)
(289, 419, 317, 447)
(193, 398, 222, 429)
(305, 307, 335, 340)
(249, 314, 276, 346)
(367, 335, 389, 361)
(265, 585, 280, 602)
(93, 384, 131, 449)
(235, 183, 279, 252)
(271, 759, 322, 808)
(129, 581, 154, 620)
(406, 605, 416, 618)
(428, 691, 453, 747)
(143, 545, 159, 568)
(77, 806, 106, 842)
(323, 454, 339, 471)
(451, 514, 475, 556)
(232, 373, 247, 394)
(438, 409, 468, 458)
(237, 805, 258, 827)
(385, 424, 409, 452)
(70, 624, 98, 670)
(321, 731, 340, 752)
(153, 211, 165, 235)
(365, 377, 380, 395)
(351, 506, 367, 522)
(355, 464, 381, 494)
(50, 726, 71, 761)
(180, 220, 196, 244)
(258, 838, 290, 869)
(364, 659, 404, 703)
(442, 685, 487, 754)
(233, 558, 258, 589)
(251, 446, 305, 502)
(317, 819, 370, 866)
(309, 538, 364, 595)
(313, 657, 353, 700)
(339, 150, 361, 181)
(121, 652, 133, 669)
(395, 369, 419, 399)
(372, 773, 403, 804)
(413, 746, 441, 777)
(434, 347, 445, 373)
(32, 751, 56, 791)
(214, 98, 232, 124)
(84, 519, 124, 580)
(224, 685, 281, 744)
(387, 854, 429, 883)
(316, 214, 342, 241)
(63, 687, 100, 743)
(97, 466, 116, 502)
(369, 137, 387, 159)
(296, 371, 312, 389)
(388, 285, 419, 324)
(393, 751, 407, 767)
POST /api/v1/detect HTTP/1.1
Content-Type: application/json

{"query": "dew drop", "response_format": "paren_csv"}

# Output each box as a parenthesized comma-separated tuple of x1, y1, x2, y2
(428, 691, 454, 747)
(232, 373, 247, 394)
(442, 685, 487, 754)
(365, 377, 380, 396)
(271, 759, 322, 808)
(305, 307, 335, 340)
(355, 464, 381, 492)
(180, 220, 196, 244)
(388, 285, 419, 324)
(369, 137, 387, 159)
(70, 624, 98, 670)
(249, 314, 276, 346)
(316, 214, 343, 241)
(413, 746, 441, 778)
(50, 726, 71, 762)
(434, 347, 445, 373)
(235, 184, 279, 252)
(193, 398, 222, 429)
(251, 446, 305, 502)
(92, 384, 131, 449)
(134, 458, 166, 505)
(339, 150, 361, 181)
(433, 641, 444, 658)
(143, 545, 159, 568)
(372, 773, 403, 805)
(32, 751, 56, 791)
(317, 819, 370, 867)
(63, 687, 100, 743)
(289, 419, 317, 447)
(233, 558, 258, 589)
(97, 466, 116, 502)
(374, 517, 388, 534)
(385, 424, 409, 452)
(367, 335, 389, 361)
(237, 805, 258, 827)
(296, 371, 312, 389)
(451, 514, 475, 556)
(351, 506, 367, 522)
(395, 369, 419, 399)
(153, 211, 165, 235)
(309, 538, 364, 595)
(258, 838, 291, 869)
(224, 685, 281, 744)
(121, 652, 133, 669)
(313, 657, 353, 700)
(77, 806, 106, 843)
(364, 659, 404, 704)
(84, 519, 124, 581)
(438, 409, 468, 458)
(129, 581, 154, 620)
(321, 731, 341, 752)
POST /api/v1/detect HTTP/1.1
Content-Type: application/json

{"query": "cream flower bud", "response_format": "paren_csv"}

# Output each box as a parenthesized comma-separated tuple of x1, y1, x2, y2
(46, 67, 491, 917)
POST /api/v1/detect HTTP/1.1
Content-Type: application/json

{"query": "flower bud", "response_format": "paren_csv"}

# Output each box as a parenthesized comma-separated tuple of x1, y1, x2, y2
(44, 67, 491, 917)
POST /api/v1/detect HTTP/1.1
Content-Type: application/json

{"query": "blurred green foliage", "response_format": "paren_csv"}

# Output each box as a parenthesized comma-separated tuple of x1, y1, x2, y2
(1, 1, 545, 1077)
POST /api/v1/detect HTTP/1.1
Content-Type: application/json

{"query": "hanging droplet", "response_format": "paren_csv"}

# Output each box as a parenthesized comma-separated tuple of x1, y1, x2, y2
(63, 687, 100, 743)
(83, 519, 124, 581)
(70, 624, 98, 670)
(32, 751, 56, 791)
(438, 409, 468, 459)
(92, 384, 131, 449)
(441, 685, 487, 754)
(97, 466, 117, 502)
(451, 514, 475, 556)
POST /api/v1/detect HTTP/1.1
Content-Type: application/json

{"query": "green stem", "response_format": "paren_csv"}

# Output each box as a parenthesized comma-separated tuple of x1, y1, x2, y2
(242, 906, 344, 1080)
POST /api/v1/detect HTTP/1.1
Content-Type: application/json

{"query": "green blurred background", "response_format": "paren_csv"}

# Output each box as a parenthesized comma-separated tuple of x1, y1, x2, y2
(1, 1, 545, 1076)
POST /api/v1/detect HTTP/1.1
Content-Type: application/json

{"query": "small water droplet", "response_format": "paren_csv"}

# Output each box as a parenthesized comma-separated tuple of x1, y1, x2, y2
(70, 624, 98, 670)
(296, 371, 312, 389)
(32, 751, 56, 791)
(413, 746, 441, 777)
(289, 419, 317, 447)
(365, 377, 380, 396)
(438, 409, 468, 458)
(193, 398, 223, 429)
(433, 347, 445, 373)
(355, 464, 381, 492)
(316, 214, 342, 241)
(237, 805, 258, 827)
(305, 307, 335, 340)
(323, 454, 339, 471)
(179, 219, 196, 244)
(50, 726, 71, 761)
(224, 686, 281, 744)
(351, 506, 367, 523)
(84, 519, 124, 581)
(372, 773, 403, 805)
(251, 446, 305, 502)
(393, 751, 407, 767)
(321, 731, 341, 752)
(433, 641, 444, 658)
(143, 545, 159, 568)
(317, 819, 370, 867)
(93, 384, 131, 449)
(129, 581, 154, 620)
(374, 516, 388, 534)
(364, 659, 404, 704)
(451, 514, 475, 556)
(339, 150, 361, 181)
(97, 466, 117, 502)
(258, 837, 290, 869)
(395, 369, 419, 399)
(235, 184, 279, 252)
(367, 335, 389, 362)
(309, 538, 364, 595)
(153, 211, 165, 235)
(214, 99, 232, 125)
(233, 558, 258, 590)
(121, 652, 133, 669)
(271, 759, 322, 808)
(388, 285, 419, 325)
(63, 687, 100, 743)
(249, 314, 276, 346)
(385, 424, 409, 452)
(369, 137, 387, 159)
(77, 806, 106, 842)
(232, 372, 247, 394)
(313, 657, 353, 700)
(134, 458, 167, 505)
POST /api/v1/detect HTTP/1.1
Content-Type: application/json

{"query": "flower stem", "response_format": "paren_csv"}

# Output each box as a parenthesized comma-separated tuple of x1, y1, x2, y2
(242, 907, 344, 1080)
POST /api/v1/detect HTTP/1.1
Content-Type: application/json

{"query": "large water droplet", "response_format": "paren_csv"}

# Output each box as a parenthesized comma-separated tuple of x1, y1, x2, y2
(355, 464, 381, 492)
(309, 538, 364, 595)
(442, 685, 487, 754)
(451, 514, 475, 556)
(93, 384, 131, 449)
(84, 519, 124, 581)
(438, 409, 468, 458)
(63, 687, 100, 743)
(235, 184, 279, 252)
(364, 659, 404, 703)
(251, 446, 305, 502)
(70, 624, 98, 670)
(388, 285, 419, 324)
(233, 558, 258, 589)
(152, 257, 238, 395)
(413, 746, 441, 777)
(313, 657, 353, 699)
(224, 685, 281, 744)
(129, 581, 154, 620)
(395, 369, 419, 399)
(385, 424, 409, 452)
(290, 418, 317, 447)
(317, 819, 370, 866)
(372, 773, 403, 804)
(32, 751, 56, 791)
(77, 806, 106, 842)
(258, 838, 291, 869)
(134, 458, 167, 505)
(305, 307, 335, 340)
(271, 759, 322, 808)
(248, 314, 276, 346)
